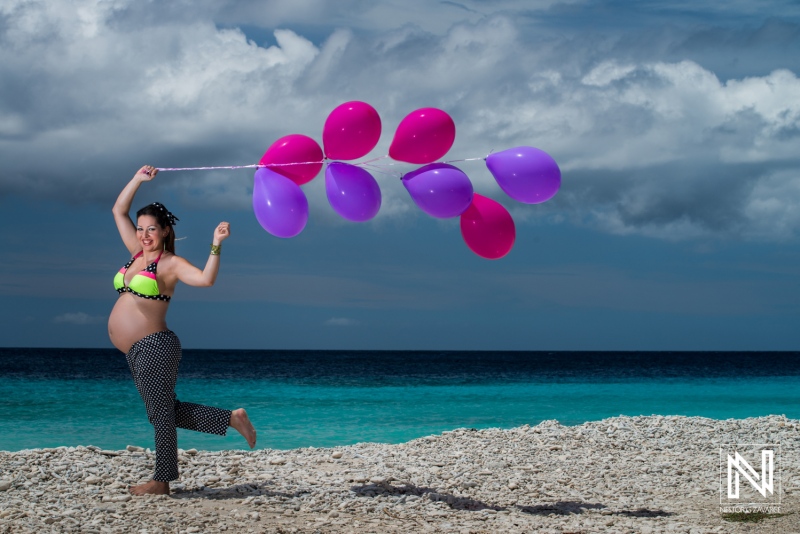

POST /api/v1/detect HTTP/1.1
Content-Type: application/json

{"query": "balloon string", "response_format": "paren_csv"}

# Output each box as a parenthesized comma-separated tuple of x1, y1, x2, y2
(444, 156, 487, 163)
(155, 155, 488, 173)
(156, 162, 320, 171)
(355, 155, 390, 165)
(360, 163, 403, 179)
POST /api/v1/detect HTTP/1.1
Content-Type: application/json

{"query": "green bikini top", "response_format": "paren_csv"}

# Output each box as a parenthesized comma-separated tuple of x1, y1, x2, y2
(114, 251, 171, 302)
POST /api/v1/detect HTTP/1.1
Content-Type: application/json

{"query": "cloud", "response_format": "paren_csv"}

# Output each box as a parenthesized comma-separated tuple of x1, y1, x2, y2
(742, 169, 800, 240)
(1, 0, 799, 241)
(541, 63, 800, 240)
(53, 312, 105, 325)
(324, 317, 360, 326)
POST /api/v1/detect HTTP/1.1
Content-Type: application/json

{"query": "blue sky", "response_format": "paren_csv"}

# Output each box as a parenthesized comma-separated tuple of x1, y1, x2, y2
(1, 0, 799, 350)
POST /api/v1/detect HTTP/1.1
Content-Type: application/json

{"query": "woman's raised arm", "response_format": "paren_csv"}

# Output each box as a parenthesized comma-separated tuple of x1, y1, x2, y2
(113, 166, 157, 254)
(174, 222, 230, 287)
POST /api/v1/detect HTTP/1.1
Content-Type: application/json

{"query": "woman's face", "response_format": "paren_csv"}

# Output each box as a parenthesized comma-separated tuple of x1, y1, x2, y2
(136, 215, 167, 252)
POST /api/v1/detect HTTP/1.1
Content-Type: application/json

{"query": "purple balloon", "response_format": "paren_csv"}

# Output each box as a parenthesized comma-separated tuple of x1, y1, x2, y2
(402, 163, 474, 218)
(252, 168, 309, 238)
(486, 146, 561, 204)
(325, 162, 382, 222)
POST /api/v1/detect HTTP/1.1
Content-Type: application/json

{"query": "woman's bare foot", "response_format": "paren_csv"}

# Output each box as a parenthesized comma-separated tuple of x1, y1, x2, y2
(129, 480, 169, 496)
(229, 408, 257, 448)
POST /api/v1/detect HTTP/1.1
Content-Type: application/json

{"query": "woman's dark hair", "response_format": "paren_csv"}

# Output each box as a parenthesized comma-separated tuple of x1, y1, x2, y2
(136, 202, 179, 253)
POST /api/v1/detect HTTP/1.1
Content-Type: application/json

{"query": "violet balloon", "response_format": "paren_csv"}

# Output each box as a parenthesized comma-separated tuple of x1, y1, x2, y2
(389, 108, 456, 164)
(252, 168, 309, 238)
(486, 146, 561, 204)
(325, 163, 381, 222)
(459, 194, 515, 259)
(323, 102, 381, 161)
(402, 163, 473, 219)
(259, 134, 324, 186)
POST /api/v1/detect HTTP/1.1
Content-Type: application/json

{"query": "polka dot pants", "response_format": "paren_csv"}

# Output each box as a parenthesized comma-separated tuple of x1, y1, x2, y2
(126, 330, 232, 482)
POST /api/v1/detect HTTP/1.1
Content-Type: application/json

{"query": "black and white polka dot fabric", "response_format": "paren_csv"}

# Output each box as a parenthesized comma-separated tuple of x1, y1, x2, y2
(125, 330, 232, 482)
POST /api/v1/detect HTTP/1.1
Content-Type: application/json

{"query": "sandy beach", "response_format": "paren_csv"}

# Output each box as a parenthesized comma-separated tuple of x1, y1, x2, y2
(1, 415, 798, 533)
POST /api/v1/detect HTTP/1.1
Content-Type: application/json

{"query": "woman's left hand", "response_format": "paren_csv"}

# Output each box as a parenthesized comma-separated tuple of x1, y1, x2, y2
(213, 222, 231, 245)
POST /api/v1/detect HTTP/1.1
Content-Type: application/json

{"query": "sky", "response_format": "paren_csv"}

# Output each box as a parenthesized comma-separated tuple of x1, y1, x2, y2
(1, 0, 799, 351)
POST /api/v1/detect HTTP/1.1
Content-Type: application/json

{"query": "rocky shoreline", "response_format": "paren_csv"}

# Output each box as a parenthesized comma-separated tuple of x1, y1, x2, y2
(1, 415, 798, 533)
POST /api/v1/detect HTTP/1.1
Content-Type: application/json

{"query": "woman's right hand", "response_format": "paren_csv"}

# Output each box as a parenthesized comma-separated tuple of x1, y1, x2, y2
(135, 165, 158, 182)
(114, 165, 158, 254)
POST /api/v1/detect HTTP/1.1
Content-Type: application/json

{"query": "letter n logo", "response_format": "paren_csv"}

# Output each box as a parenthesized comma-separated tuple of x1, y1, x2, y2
(727, 450, 773, 498)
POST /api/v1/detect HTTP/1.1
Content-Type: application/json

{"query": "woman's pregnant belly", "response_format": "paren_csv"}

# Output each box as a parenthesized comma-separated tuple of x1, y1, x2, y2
(108, 294, 169, 353)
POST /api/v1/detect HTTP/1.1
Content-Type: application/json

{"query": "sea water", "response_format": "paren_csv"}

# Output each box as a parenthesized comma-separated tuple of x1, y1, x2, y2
(1, 349, 798, 451)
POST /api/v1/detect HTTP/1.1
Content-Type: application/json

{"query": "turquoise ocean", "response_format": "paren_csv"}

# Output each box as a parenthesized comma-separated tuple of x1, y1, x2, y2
(1, 349, 798, 452)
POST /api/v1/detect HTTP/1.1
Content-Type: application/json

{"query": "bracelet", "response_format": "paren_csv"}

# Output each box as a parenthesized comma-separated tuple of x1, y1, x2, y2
(210, 244, 221, 256)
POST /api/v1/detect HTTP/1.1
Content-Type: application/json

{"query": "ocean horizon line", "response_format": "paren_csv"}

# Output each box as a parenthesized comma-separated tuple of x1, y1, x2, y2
(2, 346, 799, 353)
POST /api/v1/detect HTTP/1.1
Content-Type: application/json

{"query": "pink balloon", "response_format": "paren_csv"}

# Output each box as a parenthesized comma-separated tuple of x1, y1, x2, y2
(389, 108, 456, 164)
(252, 168, 309, 238)
(323, 101, 382, 160)
(459, 194, 516, 259)
(259, 134, 323, 186)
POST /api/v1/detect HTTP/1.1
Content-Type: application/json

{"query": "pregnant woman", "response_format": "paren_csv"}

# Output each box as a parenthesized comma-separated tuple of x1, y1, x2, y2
(108, 165, 256, 496)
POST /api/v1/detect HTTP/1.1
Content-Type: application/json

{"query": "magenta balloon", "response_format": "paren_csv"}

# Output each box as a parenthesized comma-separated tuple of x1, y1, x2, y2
(389, 108, 456, 164)
(402, 163, 473, 219)
(325, 163, 382, 222)
(259, 134, 324, 186)
(459, 194, 515, 259)
(252, 168, 309, 238)
(486, 146, 561, 204)
(323, 101, 382, 161)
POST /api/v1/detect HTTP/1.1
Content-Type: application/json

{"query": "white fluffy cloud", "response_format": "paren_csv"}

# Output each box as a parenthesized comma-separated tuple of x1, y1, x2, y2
(519, 61, 800, 240)
(1, 0, 799, 240)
